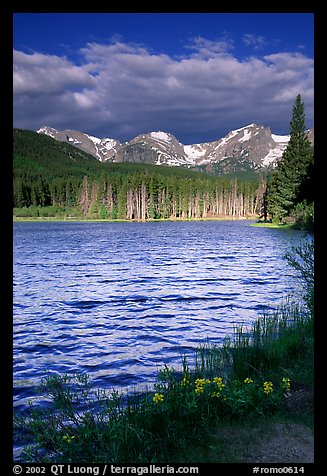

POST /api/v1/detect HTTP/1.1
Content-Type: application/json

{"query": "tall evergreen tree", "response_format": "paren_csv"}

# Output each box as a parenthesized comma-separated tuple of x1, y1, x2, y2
(267, 94, 313, 222)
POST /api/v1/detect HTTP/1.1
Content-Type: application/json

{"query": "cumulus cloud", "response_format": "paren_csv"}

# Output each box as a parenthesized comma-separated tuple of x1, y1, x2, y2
(13, 50, 95, 95)
(13, 40, 314, 143)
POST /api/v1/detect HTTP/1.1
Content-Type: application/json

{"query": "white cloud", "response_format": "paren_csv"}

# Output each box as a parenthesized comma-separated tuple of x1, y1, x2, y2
(13, 50, 95, 95)
(263, 52, 314, 71)
(243, 33, 267, 50)
(186, 35, 234, 59)
(13, 40, 314, 143)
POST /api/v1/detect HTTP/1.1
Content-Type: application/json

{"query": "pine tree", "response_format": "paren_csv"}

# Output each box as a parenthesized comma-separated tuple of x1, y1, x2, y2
(267, 94, 313, 222)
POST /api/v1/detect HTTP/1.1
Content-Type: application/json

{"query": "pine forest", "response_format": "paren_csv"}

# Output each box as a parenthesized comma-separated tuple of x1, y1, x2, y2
(13, 129, 261, 221)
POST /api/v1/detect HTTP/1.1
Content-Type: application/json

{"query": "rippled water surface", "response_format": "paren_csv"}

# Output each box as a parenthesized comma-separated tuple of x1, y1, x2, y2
(14, 220, 306, 410)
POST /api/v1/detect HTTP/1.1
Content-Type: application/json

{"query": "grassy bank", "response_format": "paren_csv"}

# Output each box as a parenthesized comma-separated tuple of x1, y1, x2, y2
(250, 222, 295, 229)
(14, 301, 313, 463)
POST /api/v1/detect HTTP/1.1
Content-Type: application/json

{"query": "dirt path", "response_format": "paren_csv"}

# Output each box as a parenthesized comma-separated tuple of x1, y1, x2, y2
(243, 421, 314, 463)
(210, 387, 314, 463)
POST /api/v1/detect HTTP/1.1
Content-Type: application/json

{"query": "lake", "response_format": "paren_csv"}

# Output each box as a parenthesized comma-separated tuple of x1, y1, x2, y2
(13, 220, 307, 411)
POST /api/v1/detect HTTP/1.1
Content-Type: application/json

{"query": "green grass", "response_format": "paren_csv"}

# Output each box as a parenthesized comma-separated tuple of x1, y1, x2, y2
(14, 299, 313, 463)
(250, 222, 294, 229)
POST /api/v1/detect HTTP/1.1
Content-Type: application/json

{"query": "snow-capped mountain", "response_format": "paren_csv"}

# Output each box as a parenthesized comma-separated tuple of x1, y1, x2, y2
(37, 123, 313, 173)
(117, 131, 189, 166)
(37, 126, 121, 162)
(183, 124, 291, 169)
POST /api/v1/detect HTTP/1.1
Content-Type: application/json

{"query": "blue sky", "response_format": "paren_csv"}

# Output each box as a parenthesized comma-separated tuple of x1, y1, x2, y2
(13, 13, 314, 144)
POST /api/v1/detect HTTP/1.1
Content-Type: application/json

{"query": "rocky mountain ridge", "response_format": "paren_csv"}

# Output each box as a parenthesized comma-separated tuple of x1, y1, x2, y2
(37, 124, 314, 173)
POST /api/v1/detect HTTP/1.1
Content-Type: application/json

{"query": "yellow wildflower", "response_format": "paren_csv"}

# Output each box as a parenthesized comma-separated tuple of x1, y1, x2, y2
(244, 377, 254, 384)
(153, 393, 164, 404)
(281, 377, 291, 390)
(63, 434, 75, 443)
(194, 377, 214, 395)
(211, 391, 221, 398)
(194, 378, 206, 395)
(263, 381, 273, 395)
(181, 375, 190, 386)
(195, 386, 204, 395)
(213, 376, 225, 391)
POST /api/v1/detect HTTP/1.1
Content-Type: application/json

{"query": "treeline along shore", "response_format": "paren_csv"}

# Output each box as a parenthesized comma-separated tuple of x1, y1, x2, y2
(13, 129, 262, 221)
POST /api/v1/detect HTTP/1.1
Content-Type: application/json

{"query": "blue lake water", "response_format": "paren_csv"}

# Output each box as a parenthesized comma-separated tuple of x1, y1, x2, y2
(13, 220, 307, 411)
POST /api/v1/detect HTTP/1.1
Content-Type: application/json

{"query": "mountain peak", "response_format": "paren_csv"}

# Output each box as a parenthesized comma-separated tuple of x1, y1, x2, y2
(37, 126, 121, 161)
(36, 123, 312, 175)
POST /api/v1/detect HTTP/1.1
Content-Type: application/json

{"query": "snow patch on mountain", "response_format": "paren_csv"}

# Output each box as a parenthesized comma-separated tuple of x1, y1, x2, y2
(239, 128, 252, 143)
(263, 143, 288, 166)
(262, 133, 290, 166)
(150, 131, 171, 143)
(37, 126, 56, 139)
(184, 144, 208, 160)
(68, 137, 81, 145)
(272, 133, 290, 143)
(86, 134, 102, 144)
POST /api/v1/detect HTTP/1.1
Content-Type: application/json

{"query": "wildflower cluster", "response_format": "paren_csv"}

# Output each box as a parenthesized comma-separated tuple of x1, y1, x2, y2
(16, 365, 298, 464)
(62, 434, 75, 444)
(194, 378, 210, 395)
(153, 393, 164, 404)
(193, 376, 226, 398)
(263, 381, 274, 395)
(211, 377, 226, 398)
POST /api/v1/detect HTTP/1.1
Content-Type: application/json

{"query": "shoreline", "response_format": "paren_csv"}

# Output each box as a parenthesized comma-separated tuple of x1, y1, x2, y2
(12, 216, 297, 230)
(15, 303, 313, 463)
(250, 221, 295, 229)
(13, 215, 258, 223)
